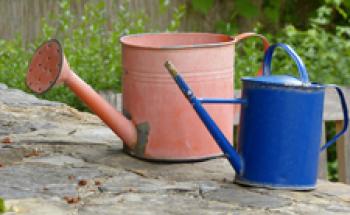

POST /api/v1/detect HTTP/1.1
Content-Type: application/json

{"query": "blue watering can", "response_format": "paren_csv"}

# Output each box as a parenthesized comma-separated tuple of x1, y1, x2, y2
(164, 43, 349, 190)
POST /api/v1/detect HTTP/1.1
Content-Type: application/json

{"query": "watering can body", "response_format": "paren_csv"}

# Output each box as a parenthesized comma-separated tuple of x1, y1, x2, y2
(120, 32, 268, 161)
(165, 43, 348, 190)
(236, 78, 325, 189)
(121, 33, 234, 161)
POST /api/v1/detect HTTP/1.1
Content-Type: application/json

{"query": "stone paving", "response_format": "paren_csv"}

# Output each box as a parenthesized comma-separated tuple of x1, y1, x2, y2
(0, 83, 350, 214)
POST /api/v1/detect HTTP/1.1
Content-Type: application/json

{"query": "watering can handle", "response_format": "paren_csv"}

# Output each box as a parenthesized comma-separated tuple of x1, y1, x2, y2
(321, 85, 349, 151)
(263, 43, 310, 84)
(233, 33, 270, 76)
(263, 43, 348, 150)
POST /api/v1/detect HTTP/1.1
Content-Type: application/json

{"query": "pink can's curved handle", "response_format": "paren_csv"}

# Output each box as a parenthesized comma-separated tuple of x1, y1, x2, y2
(232, 32, 270, 76)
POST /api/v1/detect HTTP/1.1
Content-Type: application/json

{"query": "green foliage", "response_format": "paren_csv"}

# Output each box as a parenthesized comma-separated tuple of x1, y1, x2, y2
(40, 0, 150, 110)
(0, 197, 4, 213)
(326, 121, 338, 181)
(215, 20, 238, 35)
(311, 0, 350, 38)
(0, 0, 184, 110)
(234, 32, 267, 87)
(278, 25, 350, 85)
(0, 35, 30, 91)
(328, 159, 339, 181)
(235, 0, 259, 18)
(167, 4, 186, 32)
(191, 0, 214, 14)
(263, 1, 281, 24)
(237, 24, 350, 86)
(191, 0, 260, 35)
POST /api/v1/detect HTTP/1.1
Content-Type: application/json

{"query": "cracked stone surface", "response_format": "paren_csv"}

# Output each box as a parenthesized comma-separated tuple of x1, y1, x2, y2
(0, 84, 350, 214)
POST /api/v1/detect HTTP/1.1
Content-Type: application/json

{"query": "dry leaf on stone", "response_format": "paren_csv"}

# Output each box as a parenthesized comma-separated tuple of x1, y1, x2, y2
(64, 196, 80, 204)
(78, 179, 87, 186)
(1, 137, 12, 144)
(24, 149, 41, 158)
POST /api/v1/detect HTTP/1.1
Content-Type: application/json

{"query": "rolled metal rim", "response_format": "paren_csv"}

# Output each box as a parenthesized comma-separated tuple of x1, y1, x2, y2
(241, 77, 325, 89)
(120, 32, 235, 50)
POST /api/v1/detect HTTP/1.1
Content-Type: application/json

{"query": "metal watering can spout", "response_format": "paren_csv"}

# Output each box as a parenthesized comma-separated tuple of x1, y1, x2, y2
(165, 61, 245, 174)
(26, 39, 138, 148)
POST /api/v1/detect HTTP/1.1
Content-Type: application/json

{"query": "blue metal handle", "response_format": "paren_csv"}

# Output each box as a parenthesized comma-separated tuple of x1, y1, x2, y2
(263, 43, 310, 84)
(321, 85, 349, 151)
(198, 98, 247, 105)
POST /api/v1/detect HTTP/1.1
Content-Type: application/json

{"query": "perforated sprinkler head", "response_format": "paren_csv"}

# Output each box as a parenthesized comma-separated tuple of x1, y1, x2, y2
(26, 39, 64, 94)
